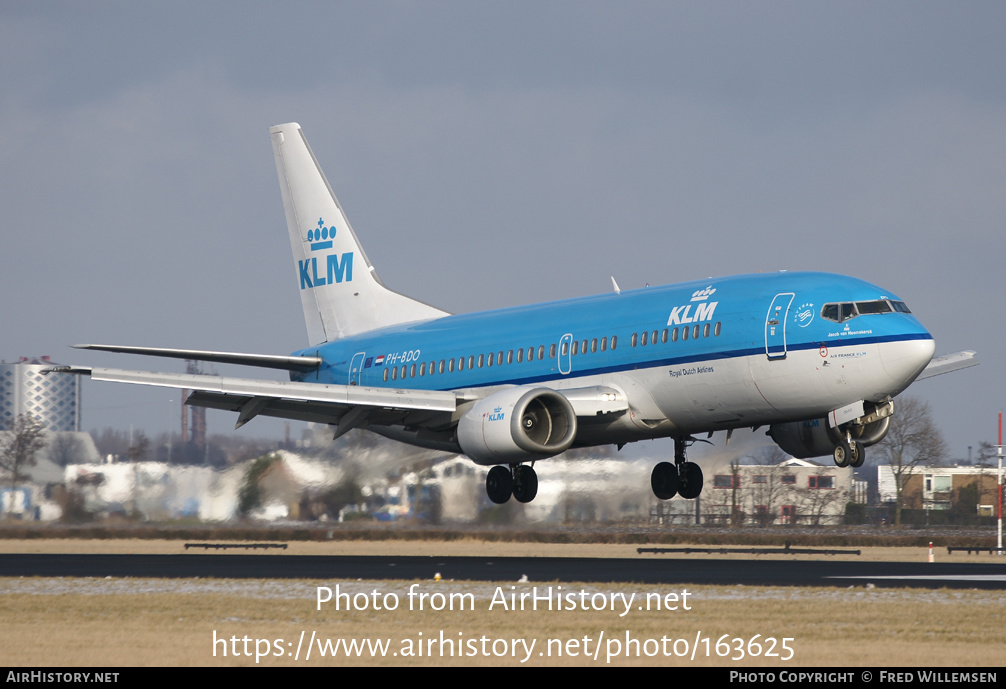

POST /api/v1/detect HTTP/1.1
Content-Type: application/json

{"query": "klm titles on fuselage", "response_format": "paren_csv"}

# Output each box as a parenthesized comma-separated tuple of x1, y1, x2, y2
(666, 286, 719, 326)
(299, 217, 354, 290)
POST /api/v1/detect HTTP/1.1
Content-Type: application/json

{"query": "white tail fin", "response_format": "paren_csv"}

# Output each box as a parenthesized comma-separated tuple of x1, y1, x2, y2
(270, 123, 449, 344)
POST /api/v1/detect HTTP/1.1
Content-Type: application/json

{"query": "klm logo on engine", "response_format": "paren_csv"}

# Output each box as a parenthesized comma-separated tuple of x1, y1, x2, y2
(299, 217, 353, 290)
(667, 285, 718, 325)
(487, 406, 505, 422)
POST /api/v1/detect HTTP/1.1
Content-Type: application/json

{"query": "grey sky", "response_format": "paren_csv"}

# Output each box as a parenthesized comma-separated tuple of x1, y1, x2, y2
(2, 2, 1002, 459)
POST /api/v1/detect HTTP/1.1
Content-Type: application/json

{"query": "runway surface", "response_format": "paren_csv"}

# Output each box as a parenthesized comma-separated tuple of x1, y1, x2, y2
(3, 553, 1006, 589)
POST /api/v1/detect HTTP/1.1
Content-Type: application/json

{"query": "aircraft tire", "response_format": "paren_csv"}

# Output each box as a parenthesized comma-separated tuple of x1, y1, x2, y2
(486, 465, 513, 504)
(512, 465, 538, 503)
(850, 441, 865, 468)
(833, 440, 851, 468)
(651, 462, 679, 500)
(677, 462, 704, 499)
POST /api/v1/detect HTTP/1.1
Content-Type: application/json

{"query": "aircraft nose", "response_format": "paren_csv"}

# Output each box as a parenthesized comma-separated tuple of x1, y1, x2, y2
(880, 337, 935, 389)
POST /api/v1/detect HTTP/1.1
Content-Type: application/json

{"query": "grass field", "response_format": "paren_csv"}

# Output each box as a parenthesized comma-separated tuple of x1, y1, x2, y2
(1, 539, 1003, 667)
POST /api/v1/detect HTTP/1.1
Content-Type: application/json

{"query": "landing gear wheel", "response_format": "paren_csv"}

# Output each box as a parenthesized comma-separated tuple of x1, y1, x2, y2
(512, 465, 538, 503)
(651, 461, 679, 500)
(833, 440, 851, 468)
(849, 441, 865, 468)
(486, 465, 513, 504)
(677, 462, 704, 499)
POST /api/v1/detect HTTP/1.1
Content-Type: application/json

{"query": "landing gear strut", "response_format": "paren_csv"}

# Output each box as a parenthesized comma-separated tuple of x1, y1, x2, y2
(651, 437, 704, 501)
(485, 463, 538, 504)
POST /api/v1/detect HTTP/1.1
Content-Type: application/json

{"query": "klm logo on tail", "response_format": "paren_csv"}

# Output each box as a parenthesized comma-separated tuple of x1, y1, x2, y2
(299, 217, 354, 290)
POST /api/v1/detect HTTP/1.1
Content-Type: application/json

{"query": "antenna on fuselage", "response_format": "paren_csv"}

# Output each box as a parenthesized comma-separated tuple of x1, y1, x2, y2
(610, 276, 621, 294)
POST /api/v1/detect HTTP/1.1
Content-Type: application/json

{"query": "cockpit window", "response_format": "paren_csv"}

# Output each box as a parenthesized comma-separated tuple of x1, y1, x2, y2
(822, 302, 857, 323)
(821, 299, 910, 323)
(855, 300, 893, 315)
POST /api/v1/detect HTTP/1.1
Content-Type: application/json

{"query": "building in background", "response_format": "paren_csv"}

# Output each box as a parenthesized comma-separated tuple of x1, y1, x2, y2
(0, 356, 81, 432)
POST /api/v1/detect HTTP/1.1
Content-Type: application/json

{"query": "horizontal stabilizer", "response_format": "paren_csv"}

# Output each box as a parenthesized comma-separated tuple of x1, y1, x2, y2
(915, 350, 979, 381)
(73, 344, 322, 373)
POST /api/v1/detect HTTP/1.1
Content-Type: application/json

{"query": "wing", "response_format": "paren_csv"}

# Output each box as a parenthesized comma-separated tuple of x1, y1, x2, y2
(51, 366, 458, 438)
(914, 350, 979, 381)
(72, 344, 322, 373)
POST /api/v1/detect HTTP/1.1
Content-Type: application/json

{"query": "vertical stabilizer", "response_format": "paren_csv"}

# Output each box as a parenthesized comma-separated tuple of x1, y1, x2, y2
(270, 123, 449, 344)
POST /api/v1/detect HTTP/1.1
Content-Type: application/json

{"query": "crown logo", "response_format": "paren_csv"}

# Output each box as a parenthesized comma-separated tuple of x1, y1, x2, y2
(690, 286, 716, 302)
(307, 218, 336, 251)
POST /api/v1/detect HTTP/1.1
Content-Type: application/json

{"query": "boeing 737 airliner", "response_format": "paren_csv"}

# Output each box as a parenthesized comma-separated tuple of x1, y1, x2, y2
(56, 123, 978, 505)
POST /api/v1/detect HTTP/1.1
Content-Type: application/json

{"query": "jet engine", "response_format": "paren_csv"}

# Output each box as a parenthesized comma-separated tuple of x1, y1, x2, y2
(458, 386, 577, 465)
(768, 414, 891, 459)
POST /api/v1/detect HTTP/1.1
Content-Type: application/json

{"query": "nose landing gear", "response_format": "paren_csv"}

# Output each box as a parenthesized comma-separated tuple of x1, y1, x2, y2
(833, 435, 864, 468)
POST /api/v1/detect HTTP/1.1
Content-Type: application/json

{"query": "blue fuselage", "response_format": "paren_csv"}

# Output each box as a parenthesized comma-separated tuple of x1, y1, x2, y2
(291, 271, 933, 442)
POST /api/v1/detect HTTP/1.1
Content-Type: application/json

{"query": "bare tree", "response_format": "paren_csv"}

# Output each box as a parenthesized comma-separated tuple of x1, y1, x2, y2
(127, 432, 150, 464)
(747, 446, 790, 526)
(47, 432, 86, 467)
(872, 396, 948, 526)
(0, 414, 47, 514)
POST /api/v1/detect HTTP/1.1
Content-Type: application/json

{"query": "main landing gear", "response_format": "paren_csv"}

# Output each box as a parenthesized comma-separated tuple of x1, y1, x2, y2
(486, 463, 538, 504)
(651, 437, 704, 500)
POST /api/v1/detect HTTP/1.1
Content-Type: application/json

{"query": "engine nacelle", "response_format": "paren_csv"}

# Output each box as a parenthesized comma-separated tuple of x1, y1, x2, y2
(458, 387, 577, 465)
(768, 416, 890, 459)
